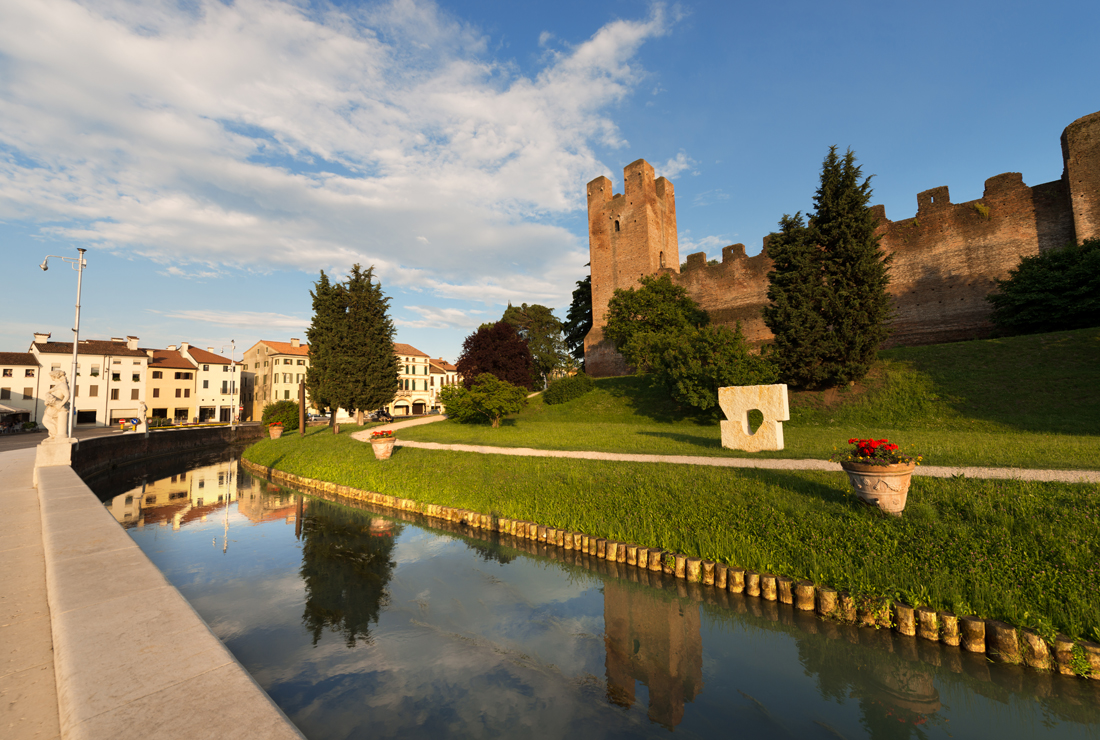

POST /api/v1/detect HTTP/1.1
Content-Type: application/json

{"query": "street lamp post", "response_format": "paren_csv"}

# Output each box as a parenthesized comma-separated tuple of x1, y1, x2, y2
(40, 248, 87, 439)
(221, 340, 236, 429)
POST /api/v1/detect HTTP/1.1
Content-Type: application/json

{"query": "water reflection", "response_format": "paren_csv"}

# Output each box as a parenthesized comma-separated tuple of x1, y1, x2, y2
(96, 456, 1100, 740)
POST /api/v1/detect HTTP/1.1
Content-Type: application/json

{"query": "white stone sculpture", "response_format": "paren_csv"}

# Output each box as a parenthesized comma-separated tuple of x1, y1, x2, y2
(43, 369, 70, 440)
(136, 401, 148, 433)
(719, 384, 790, 452)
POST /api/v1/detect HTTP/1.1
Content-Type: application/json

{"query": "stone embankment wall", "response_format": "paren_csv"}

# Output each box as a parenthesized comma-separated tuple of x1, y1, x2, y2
(242, 458, 1100, 683)
(73, 424, 265, 478)
(584, 109, 1100, 376)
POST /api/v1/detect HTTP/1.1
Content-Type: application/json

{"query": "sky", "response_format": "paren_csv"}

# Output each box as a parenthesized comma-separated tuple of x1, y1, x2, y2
(1, 0, 1097, 363)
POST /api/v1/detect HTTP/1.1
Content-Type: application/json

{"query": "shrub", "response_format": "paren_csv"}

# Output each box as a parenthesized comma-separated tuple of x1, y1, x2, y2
(440, 373, 527, 427)
(543, 373, 595, 405)
(658, 324, 779, 411)
(987, 238, 1100, 335)
(262, 400, 300, 431)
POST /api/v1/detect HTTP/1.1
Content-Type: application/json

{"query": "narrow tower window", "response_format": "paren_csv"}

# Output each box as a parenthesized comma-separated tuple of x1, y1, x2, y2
(614, 220, 620, 232)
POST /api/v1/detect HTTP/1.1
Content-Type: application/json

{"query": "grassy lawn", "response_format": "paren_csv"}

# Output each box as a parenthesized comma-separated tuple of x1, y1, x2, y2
(398, 327, 1100, 469)
(243, 425, 1100, 641)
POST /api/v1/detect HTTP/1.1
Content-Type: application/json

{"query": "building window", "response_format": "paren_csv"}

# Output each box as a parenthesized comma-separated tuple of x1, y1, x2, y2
(23, 387, 33, 399)
(203, 364, 209, 371)
(152, 371, 162, 379)
(25, 369, 34, 377)
(112, 373, 121, 381)
(132, 373, 140, 382)
(223, 365, 229, 372)
(89, 385, 98, 397)
(90, 365, 100, 377)
(175, 389, 181, 398)
(1, 369, 10, 377)
(221, 381, 228, 394)
(174, 372, 192, 380)
(111, 388, 119, 400)
(297, 359, 305, 365)
(203, 380, 209, 389)
(284, 390, 290, 400)
(0, 388, 9, 400)
(153, 388, 160, 398)
(131, 389, 139, 400)
(184, 389, 190, 398)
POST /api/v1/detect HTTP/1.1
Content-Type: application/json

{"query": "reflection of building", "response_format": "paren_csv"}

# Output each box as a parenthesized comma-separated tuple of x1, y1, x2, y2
(603, 581, 703, 729)
(236, 480, 300, 525)
(105, 460, 240, 529)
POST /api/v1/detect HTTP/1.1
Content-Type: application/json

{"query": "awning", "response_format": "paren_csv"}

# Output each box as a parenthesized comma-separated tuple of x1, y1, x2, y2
(0, 403, 25, 415)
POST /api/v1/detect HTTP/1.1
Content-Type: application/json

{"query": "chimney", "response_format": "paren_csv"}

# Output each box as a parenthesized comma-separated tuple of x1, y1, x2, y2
(180, 342, 190, 353)
(290, 338, 300, 348)
(126, 336, 139, 350)
(167, 345, 177, 352)
(111, 337, 123, 342)
(207, 347, 213, 352)
(33, 332, 51, 344)
(146, 349, 155, 358)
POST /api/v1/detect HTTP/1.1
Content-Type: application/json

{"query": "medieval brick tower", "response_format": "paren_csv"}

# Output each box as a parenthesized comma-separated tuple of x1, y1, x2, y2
(582, 109, 1100, 378)
(584, 159, 680, 377)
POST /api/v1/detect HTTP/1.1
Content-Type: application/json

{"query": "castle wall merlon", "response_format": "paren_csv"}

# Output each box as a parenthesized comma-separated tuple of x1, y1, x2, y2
(624, 159, 656, 200)
(722, 244, 747, 262)
(916, 186, 951, 214)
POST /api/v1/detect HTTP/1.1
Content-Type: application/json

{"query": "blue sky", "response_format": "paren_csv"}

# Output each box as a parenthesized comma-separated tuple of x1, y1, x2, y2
(1, 0, 1096, 362)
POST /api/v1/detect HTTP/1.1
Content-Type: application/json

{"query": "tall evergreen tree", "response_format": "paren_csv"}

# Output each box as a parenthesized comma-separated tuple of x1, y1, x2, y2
(563, 272, 592, 365)
(764, 148, 892, 388)
(305, 270, 343, 421)
(330, 265, 399, 418)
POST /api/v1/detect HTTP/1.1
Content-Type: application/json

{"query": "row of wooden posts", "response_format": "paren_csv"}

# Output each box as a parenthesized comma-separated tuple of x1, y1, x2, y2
(242, 459, 1100, 680)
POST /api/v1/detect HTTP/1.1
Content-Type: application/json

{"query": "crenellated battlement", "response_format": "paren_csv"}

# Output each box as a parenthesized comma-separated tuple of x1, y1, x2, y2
(583, 109, 1100, 376)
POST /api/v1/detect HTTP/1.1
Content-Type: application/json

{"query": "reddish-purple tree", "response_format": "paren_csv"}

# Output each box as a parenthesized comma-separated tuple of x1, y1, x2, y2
(455, 322, 534, 390)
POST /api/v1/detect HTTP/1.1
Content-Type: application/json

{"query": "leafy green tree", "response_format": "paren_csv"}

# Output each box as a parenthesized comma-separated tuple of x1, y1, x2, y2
(440, 373, 527, 427)
(305, 271, 343, 422)
(543, 372, 595, 405)
(658, 324, 778, 411)
(763, 147, 892, 388)
(455, 321, 534, 390)
(261, 399, 300, 431)
(563, 273, 592, 366)
(987, 238, 1100, 335)
(502, 303, 570, 388)
(604, 273, 709, 372)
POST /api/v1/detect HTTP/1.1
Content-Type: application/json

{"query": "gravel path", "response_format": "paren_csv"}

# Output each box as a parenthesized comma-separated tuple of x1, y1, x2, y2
(351, 417, 1100, 484)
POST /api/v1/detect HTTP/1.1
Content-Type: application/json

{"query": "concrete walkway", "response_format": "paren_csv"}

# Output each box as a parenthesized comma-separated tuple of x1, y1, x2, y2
(352, 418, 1100, 483)
(1, 447, 61, 740)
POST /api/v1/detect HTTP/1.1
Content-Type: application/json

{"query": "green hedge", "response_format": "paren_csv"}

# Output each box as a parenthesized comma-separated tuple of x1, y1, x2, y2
(543, 373, 594, 405)
(261, 400, 301, 431)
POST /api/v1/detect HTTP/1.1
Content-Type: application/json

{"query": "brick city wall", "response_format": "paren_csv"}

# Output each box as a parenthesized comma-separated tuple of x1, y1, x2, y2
(584, 110, 1100, 376)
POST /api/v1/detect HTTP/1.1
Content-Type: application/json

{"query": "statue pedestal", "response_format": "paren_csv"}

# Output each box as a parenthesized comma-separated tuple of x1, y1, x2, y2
(34, 437, 77, 487)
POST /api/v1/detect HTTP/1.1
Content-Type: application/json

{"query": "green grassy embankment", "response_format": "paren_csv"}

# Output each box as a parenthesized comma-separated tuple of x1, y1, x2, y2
(242, 328, 1100, 639)
(399, 327, 1100, 469)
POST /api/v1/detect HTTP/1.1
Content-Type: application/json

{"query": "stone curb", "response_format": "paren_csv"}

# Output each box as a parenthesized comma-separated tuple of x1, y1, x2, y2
(385, 440, 1100, 483)
(34, 464, 305, 740)
(242, 457, 1100, 681)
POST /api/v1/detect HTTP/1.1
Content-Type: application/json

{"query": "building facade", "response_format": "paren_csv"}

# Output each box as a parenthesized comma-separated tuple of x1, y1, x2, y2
(0, 352, 43, 429)
(30, 334, 148, 427)
(180, 345, 240, 422)
(241, 339, 310, 421)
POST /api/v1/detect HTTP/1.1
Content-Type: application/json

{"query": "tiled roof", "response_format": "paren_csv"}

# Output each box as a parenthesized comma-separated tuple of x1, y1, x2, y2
(150, 350, 196, 370)
(261, 341, 309, 356)
(394, 343, 429, 357)
(33, 341, 147, 358)
(185, 347, 236, 364)
(429, 358, 457, 372)
(0, 352, 37, 366)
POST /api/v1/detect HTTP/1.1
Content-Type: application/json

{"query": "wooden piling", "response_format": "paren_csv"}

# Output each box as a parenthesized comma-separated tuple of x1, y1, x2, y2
(938, 612, 960, 646)
(715, 564, 728, 590)
(1021, 629, 1052, 671)
(745, 571, 760, 597)
(961, 616, 986, 653)
(916, 607, 938, 641)
(794, 581, 815, 611)
(674, 554, 687, 579)
(895, 603, 916, 637)
(728, 567, 745, 594)
(648, 549, 664, 572)
(987, 621, 1021, 664)
(626, 544, 638, 566)
(702, 561, 715, 586)
(596, 538, 607, 558)
(685, 557, 701, 583)
(777, 577, 793, 605)
(761, 574, 777, 601)
(1054, 635, 1076, 676)
(815, 585, 837, 617)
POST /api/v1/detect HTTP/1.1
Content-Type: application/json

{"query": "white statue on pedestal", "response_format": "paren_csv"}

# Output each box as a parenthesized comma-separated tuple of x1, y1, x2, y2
(43, 369, 70, 440)
(136, 401, 148, 433)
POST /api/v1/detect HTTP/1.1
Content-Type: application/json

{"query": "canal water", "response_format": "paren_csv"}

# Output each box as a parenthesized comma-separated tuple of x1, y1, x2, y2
(91, 452, 1100, 740)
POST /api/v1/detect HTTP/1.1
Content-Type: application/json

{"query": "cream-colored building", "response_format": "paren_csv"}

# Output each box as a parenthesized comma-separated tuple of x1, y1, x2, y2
(390, 343, 433, 416)
(428, 358, 460, 414)
(241, 338, 310, 421)
(30, 333, 148, 427)
(0, 352, 43, 429)
(105, 459, 239, 530)
(146, 347, 197, 423)
(181, 345, 240, 423)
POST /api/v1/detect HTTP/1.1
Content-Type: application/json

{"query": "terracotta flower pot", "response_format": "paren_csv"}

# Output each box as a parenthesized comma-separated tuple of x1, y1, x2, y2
(268, 426, 284, 439)
(371, 437, 396, 460)
(841, 461, 915, 516)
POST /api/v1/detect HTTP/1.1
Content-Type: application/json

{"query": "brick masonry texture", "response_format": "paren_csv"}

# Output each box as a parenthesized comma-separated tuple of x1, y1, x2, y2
(584, 110, 1100, 377)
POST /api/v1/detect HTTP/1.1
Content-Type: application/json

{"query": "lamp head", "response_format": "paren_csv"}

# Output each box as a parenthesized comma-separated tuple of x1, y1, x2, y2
(39, 259, 48, 271)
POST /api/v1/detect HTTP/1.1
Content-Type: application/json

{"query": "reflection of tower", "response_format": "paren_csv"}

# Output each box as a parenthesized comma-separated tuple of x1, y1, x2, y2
(603, 581, 703, 729)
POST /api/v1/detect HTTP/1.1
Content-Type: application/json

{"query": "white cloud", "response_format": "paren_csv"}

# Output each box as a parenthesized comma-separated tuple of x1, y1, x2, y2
(396, 305, 485, 329)
(691, 188, 730, 207)
(677, 230, 732, 259)
(0, 0, 672, 310)
(656, 150, 695, 179)
(156, 308, 308, 331)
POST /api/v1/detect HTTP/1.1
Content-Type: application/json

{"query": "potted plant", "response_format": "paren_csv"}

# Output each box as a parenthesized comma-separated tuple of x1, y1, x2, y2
(831, 438, 923, 516)
(370, 429, 396, 460)
(268, 421, 284, 439)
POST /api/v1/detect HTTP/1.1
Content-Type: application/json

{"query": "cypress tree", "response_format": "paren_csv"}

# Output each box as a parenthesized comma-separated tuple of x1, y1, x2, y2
(332, 264, 399, 418)
(764, 148, 892, 388)
(305, 270, 343, 422)
(563, 273, 592, 366)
